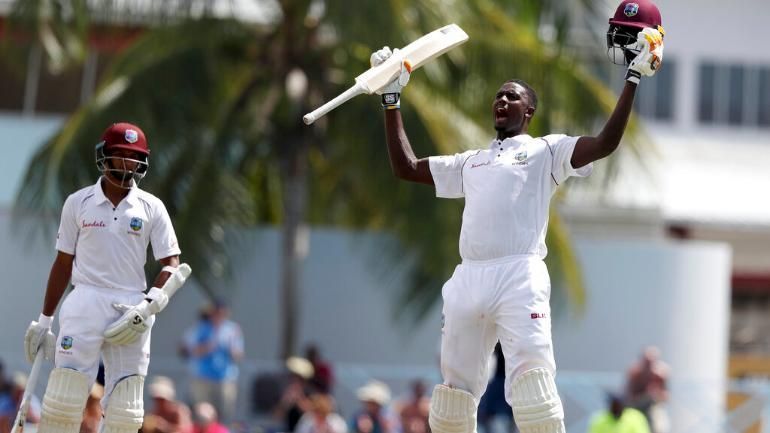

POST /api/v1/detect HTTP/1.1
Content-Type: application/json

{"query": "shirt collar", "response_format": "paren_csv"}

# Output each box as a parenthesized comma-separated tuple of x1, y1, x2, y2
(93, 176, 140, 207)
(490, 134, 532, 150)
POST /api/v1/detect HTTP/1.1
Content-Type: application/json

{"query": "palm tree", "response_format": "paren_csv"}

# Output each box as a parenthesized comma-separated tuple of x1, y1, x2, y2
(6, 0, 644, 358)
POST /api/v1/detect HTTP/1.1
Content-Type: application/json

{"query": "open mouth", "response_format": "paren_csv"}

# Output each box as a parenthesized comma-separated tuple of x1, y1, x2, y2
(495, 107, 508, 122)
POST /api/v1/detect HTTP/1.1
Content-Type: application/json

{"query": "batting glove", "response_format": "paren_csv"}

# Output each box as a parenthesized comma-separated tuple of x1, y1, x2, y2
(24, 314, 55, 363)
(103, 299, 157, 345)
(370, 46, 412, 109)
(627, 26, 665, 84)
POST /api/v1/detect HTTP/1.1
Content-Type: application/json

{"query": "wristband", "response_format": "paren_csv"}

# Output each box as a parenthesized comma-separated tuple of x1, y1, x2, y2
(625, 69, 641, 85)
(162, 265, 178, 275)
(382, 93, 401, 110)
(38, 313, 54, 328)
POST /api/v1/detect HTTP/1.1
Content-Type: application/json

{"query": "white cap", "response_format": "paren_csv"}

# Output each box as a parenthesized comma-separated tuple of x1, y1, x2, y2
(356, 380, 391, 406)
(148, 376, 176, 401)
(195, 402, 218, 423)
(12, 372, 27, 388)
(286, 356, 314, 379)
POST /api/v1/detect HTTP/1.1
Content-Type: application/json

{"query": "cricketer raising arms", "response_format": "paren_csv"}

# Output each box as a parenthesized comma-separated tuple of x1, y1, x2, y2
(23, 122, 191, 433)
(372, 1, 665, 433)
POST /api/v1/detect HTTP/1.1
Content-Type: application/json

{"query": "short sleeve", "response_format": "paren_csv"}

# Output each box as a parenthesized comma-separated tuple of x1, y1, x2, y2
(428, 150, 478, 198)
(544, 134, 592, 184)
(55, 194, 79, 254)
(150, 201, 181, 260)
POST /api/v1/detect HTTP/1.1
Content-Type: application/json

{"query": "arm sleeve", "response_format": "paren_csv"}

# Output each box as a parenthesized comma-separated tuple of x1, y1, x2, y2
(230, 323, 245, 353)
(150, 201, 182, 260)
(55, 194, 79, 254)
(428, 150, 477, 198)
(544, 134, 593, 185)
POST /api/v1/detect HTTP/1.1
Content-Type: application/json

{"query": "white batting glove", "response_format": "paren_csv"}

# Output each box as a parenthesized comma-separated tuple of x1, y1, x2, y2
(24, 314, 55, 363)
(627, 27, 665, 84)
(369, 46, 412, 109)
(103, 299, 157, 345)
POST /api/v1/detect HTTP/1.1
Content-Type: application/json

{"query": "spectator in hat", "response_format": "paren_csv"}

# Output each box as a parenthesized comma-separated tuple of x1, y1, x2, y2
(143, 376, 194, 433)
(277, 357, 315, 432)
(350, 381, 393, 433)
(183, 301, 244, 423)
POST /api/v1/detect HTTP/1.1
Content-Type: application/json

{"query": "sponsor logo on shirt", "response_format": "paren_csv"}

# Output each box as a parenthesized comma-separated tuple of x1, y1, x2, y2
(82, 220, 106, 228)
(471, 161, 490, 169)
(531, 312, 547, 319)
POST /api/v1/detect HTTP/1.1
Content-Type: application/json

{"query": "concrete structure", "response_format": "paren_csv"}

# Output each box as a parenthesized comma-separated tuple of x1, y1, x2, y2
(1, 0, 767, 429)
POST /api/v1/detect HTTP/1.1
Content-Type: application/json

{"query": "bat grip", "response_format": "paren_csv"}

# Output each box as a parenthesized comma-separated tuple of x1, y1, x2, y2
(11, 351, 44, 433)
(303, 83, 366, 125)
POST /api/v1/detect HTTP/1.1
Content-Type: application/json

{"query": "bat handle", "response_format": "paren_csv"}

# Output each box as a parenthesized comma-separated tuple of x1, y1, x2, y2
(303, 83, 366, 125)
(11, 351, 45, 433)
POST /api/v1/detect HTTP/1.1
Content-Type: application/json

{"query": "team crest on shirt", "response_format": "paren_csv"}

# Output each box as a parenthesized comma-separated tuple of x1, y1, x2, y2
(624, 3, 639, 17)
(130, 217, 143, 231)
(513, 150, 528, 166)
(60, 336, 73, 350)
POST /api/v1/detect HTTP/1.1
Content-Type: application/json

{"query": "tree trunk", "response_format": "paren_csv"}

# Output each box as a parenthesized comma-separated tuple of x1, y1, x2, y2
(280, 139, 308, 360)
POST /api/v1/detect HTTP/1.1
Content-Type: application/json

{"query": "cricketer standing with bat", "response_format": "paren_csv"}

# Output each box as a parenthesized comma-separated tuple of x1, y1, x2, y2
(23, 122, 191, 433)
(373, 2, 664, 432)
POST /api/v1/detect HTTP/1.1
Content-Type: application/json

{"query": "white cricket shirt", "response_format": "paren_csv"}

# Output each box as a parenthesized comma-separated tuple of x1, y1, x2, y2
(429, 134, 592, 261)
(56, 177, 181, 292)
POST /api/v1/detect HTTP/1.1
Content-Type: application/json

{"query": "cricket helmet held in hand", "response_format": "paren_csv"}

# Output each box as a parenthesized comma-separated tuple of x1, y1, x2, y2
(606, 0, 664, 65)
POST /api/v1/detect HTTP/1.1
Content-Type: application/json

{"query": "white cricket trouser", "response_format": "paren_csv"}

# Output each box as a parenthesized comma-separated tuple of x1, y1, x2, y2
(440, 255, 556, 405)
(55, 284, 154, 406)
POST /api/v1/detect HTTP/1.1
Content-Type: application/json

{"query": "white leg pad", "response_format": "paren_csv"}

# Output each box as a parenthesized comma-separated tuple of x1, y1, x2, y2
(429, 385, 477, 433)
(510, 368, 565, 433)
(101, 375, 145, 433)
(39, 368, 90, 433)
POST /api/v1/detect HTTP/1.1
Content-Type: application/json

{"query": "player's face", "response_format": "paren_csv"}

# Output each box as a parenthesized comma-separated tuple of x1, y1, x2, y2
(492, 82, 533, 136)
(104, 148, 145, 186)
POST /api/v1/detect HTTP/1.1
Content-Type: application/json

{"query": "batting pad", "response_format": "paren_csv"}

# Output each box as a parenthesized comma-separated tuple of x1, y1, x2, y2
(39, 368, 90, 433)
(429, 384, 478, 433)
(102, 375, 145, 433)
(510, 368, 565, 433)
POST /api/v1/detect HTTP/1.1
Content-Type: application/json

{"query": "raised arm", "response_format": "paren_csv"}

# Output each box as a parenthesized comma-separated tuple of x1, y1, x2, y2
(571, 81, 637, 168)
(370, 46, 434, 185)
(384, 109, 433, 185)
(572, 27, 664, 168)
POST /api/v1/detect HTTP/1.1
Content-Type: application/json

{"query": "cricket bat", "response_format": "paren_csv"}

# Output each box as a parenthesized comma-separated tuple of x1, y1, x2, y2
(11, 351, 44, 433)
(303, 23, 469, 125)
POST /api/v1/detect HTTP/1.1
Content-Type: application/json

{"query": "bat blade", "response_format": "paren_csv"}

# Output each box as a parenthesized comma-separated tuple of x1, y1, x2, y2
(355, 23, 469, 94)
(303, 23, 469, 125)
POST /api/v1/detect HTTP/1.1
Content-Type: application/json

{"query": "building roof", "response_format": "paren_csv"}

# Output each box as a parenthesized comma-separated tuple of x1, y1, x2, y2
(566, 128, 770, 231)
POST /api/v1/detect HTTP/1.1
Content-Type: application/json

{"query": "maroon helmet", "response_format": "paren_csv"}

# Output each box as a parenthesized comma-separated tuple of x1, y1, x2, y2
(607, 0, 664, 65)
(95, 122, 150, 188)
